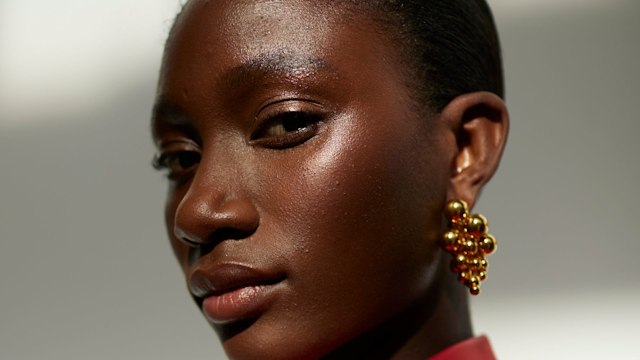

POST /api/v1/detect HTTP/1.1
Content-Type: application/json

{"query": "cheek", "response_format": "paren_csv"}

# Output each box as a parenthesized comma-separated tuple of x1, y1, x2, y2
(278, 111, 446, 254)
(249, 111, 449, 348)
(305, 121, 443, 275)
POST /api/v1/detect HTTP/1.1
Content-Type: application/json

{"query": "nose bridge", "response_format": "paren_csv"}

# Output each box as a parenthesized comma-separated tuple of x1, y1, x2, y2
(173, 146, 258, 246)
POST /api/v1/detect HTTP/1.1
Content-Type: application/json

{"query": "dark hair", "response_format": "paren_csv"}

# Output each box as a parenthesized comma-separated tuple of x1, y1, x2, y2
(168, 0, 503, 113)
(353, 0, 504, 112)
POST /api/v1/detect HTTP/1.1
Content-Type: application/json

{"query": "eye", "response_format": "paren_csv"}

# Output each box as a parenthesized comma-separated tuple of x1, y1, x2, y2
(152, 146, 201, 180)
(251, 111, 323, 149)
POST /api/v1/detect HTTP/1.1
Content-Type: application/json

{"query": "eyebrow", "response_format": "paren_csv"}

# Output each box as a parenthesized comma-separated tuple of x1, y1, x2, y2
(150, 101, 198, 145)
(215, 53, 339, 91)
(151, 53, 338, 143)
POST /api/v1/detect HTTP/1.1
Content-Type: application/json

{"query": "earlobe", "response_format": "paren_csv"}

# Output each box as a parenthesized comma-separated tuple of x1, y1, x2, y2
(442, 92, 509, 209)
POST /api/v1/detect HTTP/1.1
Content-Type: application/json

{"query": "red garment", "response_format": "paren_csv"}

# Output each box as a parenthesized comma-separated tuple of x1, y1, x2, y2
(429, 336, 496, 360)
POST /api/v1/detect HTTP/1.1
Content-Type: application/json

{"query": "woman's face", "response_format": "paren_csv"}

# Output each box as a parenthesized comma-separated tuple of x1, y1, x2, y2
(153, 0, 455, 358)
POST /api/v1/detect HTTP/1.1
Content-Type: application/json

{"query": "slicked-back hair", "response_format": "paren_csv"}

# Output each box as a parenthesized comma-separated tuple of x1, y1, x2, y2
(351, 0, 504, 112)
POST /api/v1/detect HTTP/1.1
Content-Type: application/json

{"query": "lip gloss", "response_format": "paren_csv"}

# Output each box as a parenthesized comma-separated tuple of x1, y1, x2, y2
(202, 284, 276, 323)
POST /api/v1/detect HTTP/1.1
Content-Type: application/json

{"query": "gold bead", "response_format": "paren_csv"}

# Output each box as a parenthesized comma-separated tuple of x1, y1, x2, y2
(444, 199, 468, 220)
(467, 214, 488, 234)
(450, 254, 467, 273)
(458, 271, 469, 283)
(480, 235, 497, 255)
(479, 271, 487, 280)
(468, 257, 481, 268)
(440, 199, 496, 296)
(480, 258, 488, 269)
(462, 240, 477, 254)
(439, 230, 459, 252)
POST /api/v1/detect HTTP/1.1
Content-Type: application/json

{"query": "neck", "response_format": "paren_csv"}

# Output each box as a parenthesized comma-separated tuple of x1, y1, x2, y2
(324, 253, 473, 360)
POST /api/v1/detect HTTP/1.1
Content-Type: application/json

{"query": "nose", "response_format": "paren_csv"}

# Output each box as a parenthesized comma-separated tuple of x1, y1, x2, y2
(173, 180, 260, 247)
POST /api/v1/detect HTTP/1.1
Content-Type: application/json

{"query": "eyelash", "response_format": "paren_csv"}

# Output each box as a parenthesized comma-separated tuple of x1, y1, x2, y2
(152, 109, 324, 178)
(251, 110, 323, 149)
(152, 148, 201, 180)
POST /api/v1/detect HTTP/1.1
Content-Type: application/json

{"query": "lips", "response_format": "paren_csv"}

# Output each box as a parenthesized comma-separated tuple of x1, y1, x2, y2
(189, 262, 285, 324)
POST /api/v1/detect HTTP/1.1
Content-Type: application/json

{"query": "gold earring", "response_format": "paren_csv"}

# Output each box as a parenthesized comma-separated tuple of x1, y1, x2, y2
(439, 199, 496, 295)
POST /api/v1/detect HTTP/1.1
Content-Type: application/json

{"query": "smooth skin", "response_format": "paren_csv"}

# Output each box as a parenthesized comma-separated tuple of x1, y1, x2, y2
(152, 0, 509, 359)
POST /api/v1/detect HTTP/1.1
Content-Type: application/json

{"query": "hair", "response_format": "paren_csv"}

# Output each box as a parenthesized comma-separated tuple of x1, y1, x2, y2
(352, 0, 504, 112)
(168, 0, 503, 113)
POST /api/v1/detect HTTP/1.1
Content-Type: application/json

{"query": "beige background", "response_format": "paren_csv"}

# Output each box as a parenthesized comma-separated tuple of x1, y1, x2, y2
(1, 0, 639, 358)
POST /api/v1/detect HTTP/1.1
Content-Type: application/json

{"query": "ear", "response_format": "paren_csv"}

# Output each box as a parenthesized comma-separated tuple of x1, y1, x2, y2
(442, 92, 509, 210)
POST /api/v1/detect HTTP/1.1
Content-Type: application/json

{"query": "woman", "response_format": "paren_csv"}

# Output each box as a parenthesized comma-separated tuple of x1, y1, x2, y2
(151, 0, 509, 358)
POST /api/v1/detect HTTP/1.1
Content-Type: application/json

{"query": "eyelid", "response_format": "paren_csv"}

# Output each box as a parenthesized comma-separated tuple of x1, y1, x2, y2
(152, 139, 201, 172)
(250, 99, 327, 148)
(158, 138, 200, 151)
(255, 98, 325, 122)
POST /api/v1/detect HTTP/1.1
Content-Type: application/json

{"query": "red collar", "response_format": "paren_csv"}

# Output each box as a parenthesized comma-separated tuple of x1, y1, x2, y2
(429, 336, 496, 360)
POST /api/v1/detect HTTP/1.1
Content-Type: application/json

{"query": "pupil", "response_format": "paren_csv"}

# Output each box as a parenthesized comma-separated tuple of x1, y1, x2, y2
(282, 112, 316, 132)
(179, 152, 201, 168)
(283, 113, 304, 132)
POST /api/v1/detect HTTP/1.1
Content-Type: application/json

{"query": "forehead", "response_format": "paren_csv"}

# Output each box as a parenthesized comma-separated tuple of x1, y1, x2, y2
(158, 0, 394, 91)
(182, 0, 339, 51)
(162, 0, 344, 78)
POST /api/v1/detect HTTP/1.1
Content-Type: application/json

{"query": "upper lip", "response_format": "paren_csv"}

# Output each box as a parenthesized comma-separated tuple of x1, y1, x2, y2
(188, 262, 285, 299)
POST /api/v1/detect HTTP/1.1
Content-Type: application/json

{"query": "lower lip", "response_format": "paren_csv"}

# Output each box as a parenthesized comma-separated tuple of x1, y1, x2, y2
(202, 284, 277, 323)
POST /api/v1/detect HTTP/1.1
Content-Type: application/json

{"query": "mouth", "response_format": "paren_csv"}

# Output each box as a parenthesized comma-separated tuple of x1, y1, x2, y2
(189, 262, 285, 324)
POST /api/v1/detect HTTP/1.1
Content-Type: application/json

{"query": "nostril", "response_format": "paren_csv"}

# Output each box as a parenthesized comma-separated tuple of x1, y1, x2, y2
(181, 227, 253, 248)
(188, 241, 216, 266)
(186, 227, 254, 266)
(212, 227, 254, 243)
(180, 237, 201, 247)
